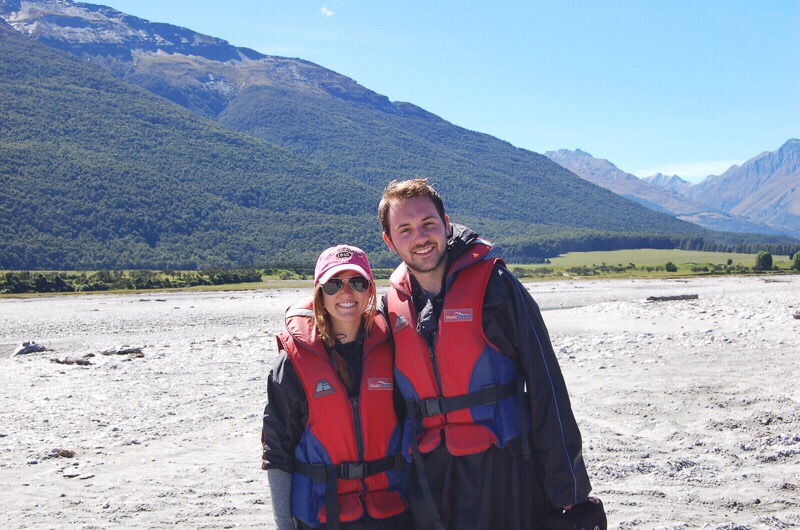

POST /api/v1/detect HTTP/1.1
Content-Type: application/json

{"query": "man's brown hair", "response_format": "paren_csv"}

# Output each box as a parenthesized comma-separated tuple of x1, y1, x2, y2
(378, 179, 447, 238)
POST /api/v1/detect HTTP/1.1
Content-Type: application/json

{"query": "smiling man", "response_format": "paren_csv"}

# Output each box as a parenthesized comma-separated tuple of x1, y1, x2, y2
(378, 179, 603, 530)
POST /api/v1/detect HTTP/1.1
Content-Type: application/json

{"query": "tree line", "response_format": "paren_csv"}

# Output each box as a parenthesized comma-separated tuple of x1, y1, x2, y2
(0, 269, 263, 294)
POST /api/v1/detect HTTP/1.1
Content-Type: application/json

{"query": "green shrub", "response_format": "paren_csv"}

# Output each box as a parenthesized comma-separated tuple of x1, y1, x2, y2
(665, 262, 678, 272)
(754, 251, 773, 271)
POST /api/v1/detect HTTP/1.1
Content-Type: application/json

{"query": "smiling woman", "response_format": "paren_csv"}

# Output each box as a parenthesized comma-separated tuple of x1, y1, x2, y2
(314, 247, 376, 352)
(261, 245, 411, 530)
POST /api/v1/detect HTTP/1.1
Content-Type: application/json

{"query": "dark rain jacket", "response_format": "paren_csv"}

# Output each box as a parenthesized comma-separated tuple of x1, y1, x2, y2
(382, 224, 592, 529)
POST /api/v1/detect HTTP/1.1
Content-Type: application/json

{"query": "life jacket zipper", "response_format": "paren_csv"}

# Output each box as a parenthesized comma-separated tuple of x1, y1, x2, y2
(426, 331, 444, 398)
(350, 396, 367, 491)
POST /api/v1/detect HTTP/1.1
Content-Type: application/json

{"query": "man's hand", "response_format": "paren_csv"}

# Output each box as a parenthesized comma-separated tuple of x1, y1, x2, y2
(541, 497, 606, 530)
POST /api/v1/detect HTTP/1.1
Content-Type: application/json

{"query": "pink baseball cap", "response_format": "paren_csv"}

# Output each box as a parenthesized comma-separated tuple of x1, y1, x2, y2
(314, 245, 373, 285)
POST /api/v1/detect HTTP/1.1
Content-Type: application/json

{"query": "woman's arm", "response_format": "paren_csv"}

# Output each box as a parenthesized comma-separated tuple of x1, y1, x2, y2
(262, 343, 308, 528)
(267, 467, 295, 530)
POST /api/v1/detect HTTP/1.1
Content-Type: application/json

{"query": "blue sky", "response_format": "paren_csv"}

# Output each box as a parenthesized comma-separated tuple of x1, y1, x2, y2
(99, 0, 799, 182)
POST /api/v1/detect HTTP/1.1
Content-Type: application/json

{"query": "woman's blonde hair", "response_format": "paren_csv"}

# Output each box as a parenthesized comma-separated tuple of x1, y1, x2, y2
(312, 280, 377, 392)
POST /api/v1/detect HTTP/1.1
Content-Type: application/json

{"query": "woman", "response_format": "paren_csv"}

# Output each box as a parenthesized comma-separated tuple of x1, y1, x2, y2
(262, 245, 409, 530)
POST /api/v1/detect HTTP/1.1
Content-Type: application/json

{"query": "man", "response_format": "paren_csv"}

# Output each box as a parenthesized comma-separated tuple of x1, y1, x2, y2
(378, 179, 599, 530)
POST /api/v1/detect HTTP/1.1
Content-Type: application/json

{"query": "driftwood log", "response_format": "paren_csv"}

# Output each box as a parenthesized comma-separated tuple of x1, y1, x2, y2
(51, 353, 95, 366)
(100, 346, 143, 356)
(647, 294, 699, 302)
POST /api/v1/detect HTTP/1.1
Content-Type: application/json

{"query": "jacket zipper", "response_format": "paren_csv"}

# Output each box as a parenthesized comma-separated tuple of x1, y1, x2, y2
(350, 396, 366, 490)
(351, 397, 365, 460)
(352, 340, 367, 490)
(426, 330, 444, 397)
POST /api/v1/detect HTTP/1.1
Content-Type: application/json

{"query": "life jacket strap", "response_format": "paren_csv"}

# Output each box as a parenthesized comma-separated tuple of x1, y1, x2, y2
(407, 399, 446, 530)
(410, 382, 517, 417)
(294, 454, 405, 530)
(293, 453, 405, 483)
(409, 379, 533, 460)
(325, 471, 340, 530)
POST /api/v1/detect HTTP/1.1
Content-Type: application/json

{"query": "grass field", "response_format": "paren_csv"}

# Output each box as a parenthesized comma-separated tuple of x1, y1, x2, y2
(2, 250, 797, 296)
(536, 249, 791, 267)
(509, 248, 796, 280)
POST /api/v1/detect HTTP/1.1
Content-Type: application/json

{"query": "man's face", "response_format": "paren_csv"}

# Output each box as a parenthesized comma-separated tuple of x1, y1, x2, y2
(383, 196, 450, 277)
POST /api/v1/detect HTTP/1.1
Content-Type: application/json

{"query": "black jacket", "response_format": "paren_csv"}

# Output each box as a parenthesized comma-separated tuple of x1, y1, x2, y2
(384, 223, 591, 514)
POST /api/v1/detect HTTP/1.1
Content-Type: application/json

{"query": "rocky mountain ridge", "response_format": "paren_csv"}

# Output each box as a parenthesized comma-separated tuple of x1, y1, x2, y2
(0, 0, 427, 119)
(643, 173, 691, 195)
(544, 149, 703, 216)
(2, 0, 797, 270)
(688, 140, 800, 224)
(4, 0, 794, 241)
(546, 141, 800, 239)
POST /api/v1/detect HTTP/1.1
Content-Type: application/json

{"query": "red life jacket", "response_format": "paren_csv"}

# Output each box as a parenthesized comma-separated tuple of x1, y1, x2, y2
(387, 244, 525, 457)
(279, 300, 406, 528)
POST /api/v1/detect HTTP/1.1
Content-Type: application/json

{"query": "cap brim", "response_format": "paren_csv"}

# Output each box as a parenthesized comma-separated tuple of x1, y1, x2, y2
(317, 264, 372, 285)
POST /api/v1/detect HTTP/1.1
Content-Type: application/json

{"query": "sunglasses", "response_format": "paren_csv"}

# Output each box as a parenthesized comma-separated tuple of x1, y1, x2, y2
(321, 276, 371, 296)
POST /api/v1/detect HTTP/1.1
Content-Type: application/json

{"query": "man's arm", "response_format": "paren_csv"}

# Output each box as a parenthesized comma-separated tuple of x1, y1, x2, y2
(482, 264, 592, 508)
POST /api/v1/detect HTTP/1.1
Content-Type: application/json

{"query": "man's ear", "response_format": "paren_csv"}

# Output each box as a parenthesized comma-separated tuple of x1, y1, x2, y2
(445, 214, 452, 237)
(382, 231, 396, 252)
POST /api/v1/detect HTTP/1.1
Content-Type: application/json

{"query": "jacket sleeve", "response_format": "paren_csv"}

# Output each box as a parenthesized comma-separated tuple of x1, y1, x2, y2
(483, 263, 592, 508)
(267, 468, 296, 530)
(261, 338, 308, 473)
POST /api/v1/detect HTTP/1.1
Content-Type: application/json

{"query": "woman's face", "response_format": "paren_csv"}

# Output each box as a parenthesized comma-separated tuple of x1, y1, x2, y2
(321, 270, 371, 330)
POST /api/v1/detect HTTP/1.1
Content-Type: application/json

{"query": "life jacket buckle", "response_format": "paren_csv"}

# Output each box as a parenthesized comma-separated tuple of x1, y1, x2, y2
(419, 397, 444, 417)
(340, 461, 365, 480)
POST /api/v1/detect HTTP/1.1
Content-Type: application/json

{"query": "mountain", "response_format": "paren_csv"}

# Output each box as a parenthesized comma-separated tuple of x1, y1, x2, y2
(2, 0, 797, 269)
(543, 149, 702, 215)
(685, 140, 800, 236)
(547, 146, 799, 239)
(0, 0, 412, 120)
(643, 173, 691, 195)
(0, 22, 381, 269)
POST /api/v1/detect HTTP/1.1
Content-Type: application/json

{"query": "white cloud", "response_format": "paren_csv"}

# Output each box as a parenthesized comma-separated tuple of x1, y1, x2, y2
(633, 160, 743, 183)
(320, 7, 335, 17)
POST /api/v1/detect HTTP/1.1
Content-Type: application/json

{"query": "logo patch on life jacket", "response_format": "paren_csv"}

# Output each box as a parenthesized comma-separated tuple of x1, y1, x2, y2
(394, 314, 409, 332)
(367, 378, 393, 391)
(443, 308, 473, 322)
(313, 379, 336, 397)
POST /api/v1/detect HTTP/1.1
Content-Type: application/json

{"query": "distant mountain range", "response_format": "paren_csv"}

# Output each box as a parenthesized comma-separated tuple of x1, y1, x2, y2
(1, 0, 797, 269)
(643, 173, 692, 195)
(545, 140, 800, 239)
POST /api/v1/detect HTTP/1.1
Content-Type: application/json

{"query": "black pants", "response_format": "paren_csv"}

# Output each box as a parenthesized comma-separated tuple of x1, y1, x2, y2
(409, 440, 549, 530)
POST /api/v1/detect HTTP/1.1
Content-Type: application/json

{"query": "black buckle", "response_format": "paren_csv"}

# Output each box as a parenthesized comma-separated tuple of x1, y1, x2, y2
(340, 462, 365, 480)
(481, 385, 498, 405)
(419, 397, 444, 416)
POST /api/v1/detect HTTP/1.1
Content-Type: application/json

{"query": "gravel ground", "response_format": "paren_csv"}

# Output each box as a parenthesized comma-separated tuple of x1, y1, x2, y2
(1, 276, 799, 529)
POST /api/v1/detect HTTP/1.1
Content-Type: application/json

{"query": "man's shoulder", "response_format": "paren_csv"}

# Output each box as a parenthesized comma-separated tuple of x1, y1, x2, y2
(487, 259, 520, 286)
(484, 260, 532, 306)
